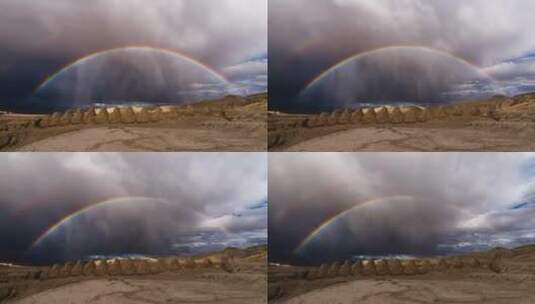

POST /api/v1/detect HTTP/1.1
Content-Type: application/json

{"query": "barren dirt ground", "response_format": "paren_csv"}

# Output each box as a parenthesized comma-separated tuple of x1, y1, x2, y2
(2, 246, 267, 304)
(13, 271, 266, 304)
(269, 246, 535, 304)
(16, 124, 265, 152)
(0, 93, 267, 152)
(280, 275, 535, 304)
(285, 123, 535, 152)
(269, 94, 535, 151)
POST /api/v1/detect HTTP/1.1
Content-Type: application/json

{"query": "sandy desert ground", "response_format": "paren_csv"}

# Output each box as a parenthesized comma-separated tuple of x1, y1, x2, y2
(0, 94, 266, 152)
(269, 93, 535, 151)
(268, 245, 535, 304)
(0, 246, 267, 304)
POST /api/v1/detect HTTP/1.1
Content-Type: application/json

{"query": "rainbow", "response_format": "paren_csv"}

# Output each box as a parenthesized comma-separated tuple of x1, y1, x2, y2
(30, 196, 170, 250)
(301, 46, 496, 94)
(34, 46, 229, 93)
(293, 195, 414, 254)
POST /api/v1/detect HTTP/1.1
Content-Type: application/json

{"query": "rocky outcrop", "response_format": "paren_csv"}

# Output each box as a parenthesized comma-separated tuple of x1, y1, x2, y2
(108, 108, 121, 124)
(136, 108, 151, 123)
(26, 250, 245, 282)
(304, 255, 490, 281)
(83, 108, 97, 124)
(107, 260, 122, 276)
(59, 110, 74, 126)
(301, 101, 511, 129)
(120, 107, 137, 124)
(33, 101, 250, 129)
(71, 109, 83, 124)
(94, 108, 109, 124)
(375, 107, 389, 124)
(119, 259, 136, 275)
(361, 108, 377, 124)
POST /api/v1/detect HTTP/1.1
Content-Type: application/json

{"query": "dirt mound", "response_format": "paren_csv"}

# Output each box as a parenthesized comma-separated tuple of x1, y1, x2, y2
(389, 107, 404, 123)
(150, 107, 163, 122)
(327, 111, 342, 126)
(94, 260, 108, 276)
(59, 110, 73, 126)
(59, 262, 73, 277)
(161, 257, 180, 271)
(348, 261, 361, 275)
(361, 260, 377, 276)
(48, 113, 62, 127)
(374, 260, 389, 275)
(387, 259, 404, 275)
(317, 264, 329, 278)
(136, 108, 150, 123)
(147, 260, 164, 274)
(82, 261, 96, 276)
(194, 257, 212, 268)
(119, 107, 136, 124)
(375, 107, 389, 124)
(94, 108, 109, 124)
(71, 109, 83, 124)
(326, 262, 340, 277)
(71, 261, 83, 276)
(337, 261, 351, 276)
(177, 257, 196, 269)
(362, 108, 377, 124)
(402, 107, 420, 123)
(106, 260, 120, 276)
(351, 109, 363, 124)
(134, 260, 150, 275)
(119, 259, 136, 275)
(415, 260, 432, 274)
(83, 108, 97, 124)
(337, 110, 352, 124)
(401, 260, 418, 275)
(108, 108, 121, 124)
(418, 107, 431, 122)
(47, 264, 60, 279)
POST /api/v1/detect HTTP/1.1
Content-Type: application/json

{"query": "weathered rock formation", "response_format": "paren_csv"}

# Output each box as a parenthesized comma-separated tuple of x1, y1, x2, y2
(28, 93, 266, 130)
(108, 108, 121, 124)
(303, 254, 495, 281)
(19, 249, 247, 283)
(298, 99, 516, 130)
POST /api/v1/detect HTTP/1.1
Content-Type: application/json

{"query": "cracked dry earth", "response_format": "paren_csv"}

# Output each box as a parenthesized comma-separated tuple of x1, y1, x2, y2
(281, 276, 535, 304)
(12, 272, 266, 304)
(15, 125, 265, 152)
(285, 123, 535, 152)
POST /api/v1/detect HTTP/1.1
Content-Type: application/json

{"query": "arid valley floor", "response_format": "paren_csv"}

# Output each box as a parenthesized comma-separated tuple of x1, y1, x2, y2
(0, 93, 266, 152)
(269, 93, 535, 151)
(0, 246, 267, 304)
(269, 245, 535, 304)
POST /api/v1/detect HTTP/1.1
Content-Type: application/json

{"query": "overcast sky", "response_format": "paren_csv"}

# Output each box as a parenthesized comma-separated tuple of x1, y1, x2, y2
(269, 0, 535, 112)
(0, 153, 267, 265)
(0, 0, 267, 112)
(269, 153, 535, 265)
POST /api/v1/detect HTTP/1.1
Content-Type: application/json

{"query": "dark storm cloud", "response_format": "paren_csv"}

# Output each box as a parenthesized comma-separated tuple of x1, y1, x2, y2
(269, 0, 535, 112)
(269, 153, 535, 265)
(0, 153, 267, 265)
(0, 0, 266, 112)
